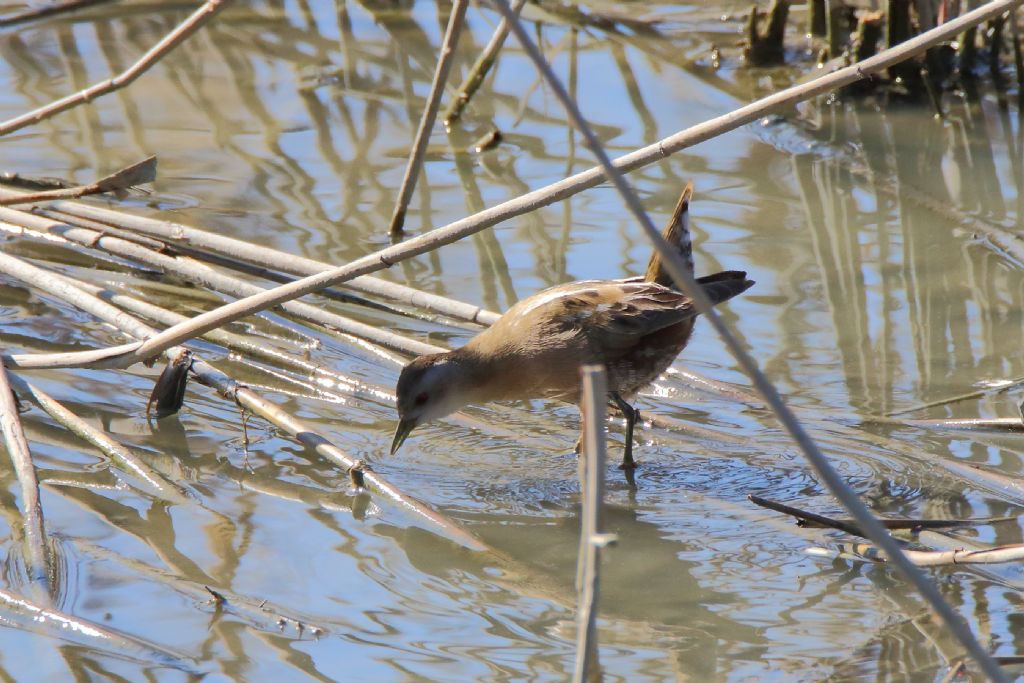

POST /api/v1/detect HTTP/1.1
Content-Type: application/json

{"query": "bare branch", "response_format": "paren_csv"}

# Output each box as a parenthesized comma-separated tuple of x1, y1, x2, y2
(0, 0, 229, 137)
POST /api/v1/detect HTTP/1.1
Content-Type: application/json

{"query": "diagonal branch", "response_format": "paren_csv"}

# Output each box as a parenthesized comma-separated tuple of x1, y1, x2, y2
(490, 0, 1010, 679)
(0, 0, 229, 137)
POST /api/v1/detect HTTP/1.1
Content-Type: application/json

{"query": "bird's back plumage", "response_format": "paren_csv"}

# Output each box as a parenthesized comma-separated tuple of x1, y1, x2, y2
(460, 271, 753, 403)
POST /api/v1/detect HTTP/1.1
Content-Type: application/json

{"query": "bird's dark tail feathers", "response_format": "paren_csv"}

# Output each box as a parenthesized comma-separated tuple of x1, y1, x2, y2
(697, 270, 755, 306)
(644, 182, 694, 286)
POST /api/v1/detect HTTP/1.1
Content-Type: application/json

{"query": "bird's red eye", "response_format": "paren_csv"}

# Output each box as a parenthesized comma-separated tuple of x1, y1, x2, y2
(414, 392, 429, 406)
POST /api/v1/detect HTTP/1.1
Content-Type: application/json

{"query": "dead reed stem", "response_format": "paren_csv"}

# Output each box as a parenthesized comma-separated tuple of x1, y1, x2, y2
(492, 0, 1010, 679)
(0, 195, 499, 325)
(388, 0, 469, 235)
(0, 251, 487, 551)
(574, 365, 610, 683)
(0, 363, 51, 599)
(6, 0, 1016, 375)
(0, 206, 440, 357)
(443, 0, 527, 126)
(813, 541, 1024, 567)
(4, 372, 190, 504)
(0, 0, 229, 137)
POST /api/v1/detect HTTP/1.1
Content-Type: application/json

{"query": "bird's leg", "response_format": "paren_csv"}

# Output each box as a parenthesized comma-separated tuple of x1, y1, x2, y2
(610, 392, 640, 470)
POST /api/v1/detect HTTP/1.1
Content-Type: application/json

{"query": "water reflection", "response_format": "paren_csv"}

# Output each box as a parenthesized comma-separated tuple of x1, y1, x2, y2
(4, 0, 1024, 680)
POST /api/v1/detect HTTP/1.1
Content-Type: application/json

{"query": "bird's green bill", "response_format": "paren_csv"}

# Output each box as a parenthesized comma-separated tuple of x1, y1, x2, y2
(390, 418, 415, 455)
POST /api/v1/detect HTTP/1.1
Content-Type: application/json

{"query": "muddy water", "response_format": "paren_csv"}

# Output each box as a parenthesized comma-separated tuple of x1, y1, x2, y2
(1, 2, 1024, 681)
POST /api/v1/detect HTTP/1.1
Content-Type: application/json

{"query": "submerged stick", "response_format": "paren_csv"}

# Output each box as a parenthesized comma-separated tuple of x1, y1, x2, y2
(443, 0, 527, 126)
(749, 495, 1003, 536)
(0, 0, 228, 136)
(574, 365, 611, 683)
(387, 0, 469, 236)
(0, 363, 51, 597)
(0, 586, 197, 670)
(492, 1, 1009, 679)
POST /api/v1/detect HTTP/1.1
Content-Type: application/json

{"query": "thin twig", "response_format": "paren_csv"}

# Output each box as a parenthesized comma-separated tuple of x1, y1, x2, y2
(0, 363, 51, 598)
(0, 156, 156, 205)
(885, 378, 1024, 416)
(492, 0, 1010, 679)
(574, 365, 611, 683)
(0, 0, 229, 136)
(387, 0, 469, 236)
(443, 0, 527, 126)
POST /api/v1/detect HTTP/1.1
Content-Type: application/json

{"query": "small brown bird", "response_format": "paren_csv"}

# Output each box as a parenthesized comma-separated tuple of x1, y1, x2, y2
(391, 185, 753, 468)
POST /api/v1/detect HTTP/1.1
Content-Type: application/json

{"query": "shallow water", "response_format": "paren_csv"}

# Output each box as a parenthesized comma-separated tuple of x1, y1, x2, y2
(2, 1, 1024, 681)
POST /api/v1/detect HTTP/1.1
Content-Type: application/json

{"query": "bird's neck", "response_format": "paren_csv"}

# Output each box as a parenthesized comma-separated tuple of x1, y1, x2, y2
(444, 347, 509, 404)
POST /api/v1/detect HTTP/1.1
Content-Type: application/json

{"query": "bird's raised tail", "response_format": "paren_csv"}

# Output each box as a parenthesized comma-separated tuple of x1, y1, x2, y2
(644, 182, 694, 286)
(697, 270, 755, 306)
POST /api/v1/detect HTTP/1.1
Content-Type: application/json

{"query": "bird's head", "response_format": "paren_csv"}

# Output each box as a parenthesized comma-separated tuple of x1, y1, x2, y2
(391, 352, 468, 454)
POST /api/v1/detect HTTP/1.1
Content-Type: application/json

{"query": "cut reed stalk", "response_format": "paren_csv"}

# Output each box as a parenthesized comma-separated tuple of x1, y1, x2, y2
(573, 365, 610, 683)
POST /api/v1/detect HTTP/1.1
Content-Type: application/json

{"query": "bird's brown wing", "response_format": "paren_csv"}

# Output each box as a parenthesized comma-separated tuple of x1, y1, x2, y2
(535, 281, 697, 357)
